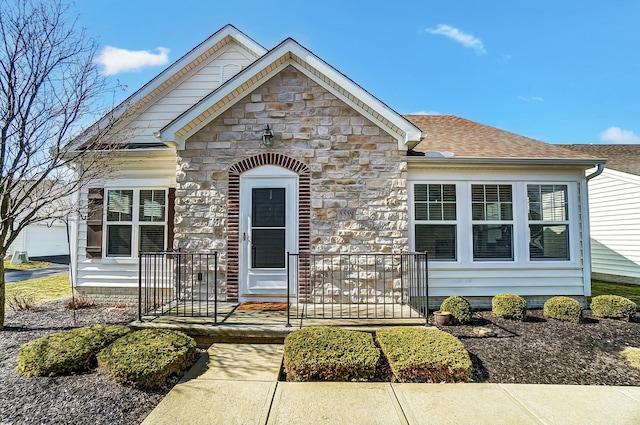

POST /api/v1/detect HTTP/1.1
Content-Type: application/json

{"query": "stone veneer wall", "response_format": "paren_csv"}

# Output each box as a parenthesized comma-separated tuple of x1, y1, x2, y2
(176, 65, 408, 300)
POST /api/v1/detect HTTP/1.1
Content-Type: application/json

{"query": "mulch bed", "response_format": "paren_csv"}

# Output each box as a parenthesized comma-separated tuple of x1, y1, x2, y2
(0, 301, 169, 425)
(2, 302, 640, 423)
(440, 309, 640, 385)
(236, 301, 289, 311)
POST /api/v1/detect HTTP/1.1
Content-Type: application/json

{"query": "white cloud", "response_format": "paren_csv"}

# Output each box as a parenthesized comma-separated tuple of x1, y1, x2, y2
(96, 46, 170, 75)
(424, 24, 486, 55)
(518, 96, 544, 102)
(599, 126, 640, 144)
(408, 110, 440, 115)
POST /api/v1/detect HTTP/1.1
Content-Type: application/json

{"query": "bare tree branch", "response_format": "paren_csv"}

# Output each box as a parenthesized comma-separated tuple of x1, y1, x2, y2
(0, 0, 132, 327)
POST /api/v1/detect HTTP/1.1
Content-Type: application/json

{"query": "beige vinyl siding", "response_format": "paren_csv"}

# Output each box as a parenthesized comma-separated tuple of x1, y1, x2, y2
(74, 153, 176, 289)
(408, 164, 589, 298)
(427, 267, 585, 297)
(587, 169, 640, 280)
(128, 44, 255, 145)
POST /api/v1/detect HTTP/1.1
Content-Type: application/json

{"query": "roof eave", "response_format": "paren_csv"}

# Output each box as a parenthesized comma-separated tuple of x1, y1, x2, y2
(160, 39, 423, 150)
(407, 156, 607, 167)
(69, 25, 267, 151)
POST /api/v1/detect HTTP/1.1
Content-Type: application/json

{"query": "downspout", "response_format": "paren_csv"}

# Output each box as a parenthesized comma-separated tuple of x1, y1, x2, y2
(583, 162, 604, 302)
(586, 163, 605, 181)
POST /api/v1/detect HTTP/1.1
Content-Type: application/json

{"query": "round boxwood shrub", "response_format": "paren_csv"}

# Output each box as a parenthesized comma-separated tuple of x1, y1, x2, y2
(590, 295, 636, 321)
(492, 293, 527, 321)
(284, 326, 379, 382)
(97, 329, 197, 390)
(543, 296, 583, 323)
(17, 325, 131, 377)
(439, 296, 473, 325)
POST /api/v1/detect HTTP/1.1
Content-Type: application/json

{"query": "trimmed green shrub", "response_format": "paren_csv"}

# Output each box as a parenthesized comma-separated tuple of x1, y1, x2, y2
(284, 326, 379, 382)
(17, 325, 131, 377)
(590, 295, 636, 321)
(376, 327, 472, 383)
(97, 329, 197, 390)
(543, 296, 583, 323)
(492, 293, 527, 321)
(440, 296, 473, 325)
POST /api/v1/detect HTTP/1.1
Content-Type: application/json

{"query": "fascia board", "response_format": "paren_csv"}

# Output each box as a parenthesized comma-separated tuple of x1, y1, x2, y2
(113, 25, 266, 110)
(599, 167, 640, 185)
(70, 25, 266, 151)
(407, 156, 607, 167)
(161, 39, 422, 149)
(291, 44, 422, 144)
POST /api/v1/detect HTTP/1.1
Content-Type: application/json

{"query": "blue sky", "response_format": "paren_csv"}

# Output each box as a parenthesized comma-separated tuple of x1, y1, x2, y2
(75, 0, 639, 145)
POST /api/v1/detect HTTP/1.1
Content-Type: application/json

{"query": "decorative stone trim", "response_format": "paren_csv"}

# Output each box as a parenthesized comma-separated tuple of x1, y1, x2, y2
(227, 153, 310, 300)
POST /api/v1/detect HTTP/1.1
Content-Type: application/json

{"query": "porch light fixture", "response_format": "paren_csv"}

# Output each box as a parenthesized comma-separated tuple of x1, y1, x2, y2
(261, 124, 274, 147)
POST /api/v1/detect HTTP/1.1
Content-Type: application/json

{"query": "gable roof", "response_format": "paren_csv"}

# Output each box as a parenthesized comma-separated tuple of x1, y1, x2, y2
(557, 144, 640, 176)
(405, 115, 605, 164)
(70, 25, 266, 150)
(159, 38, 424, 150)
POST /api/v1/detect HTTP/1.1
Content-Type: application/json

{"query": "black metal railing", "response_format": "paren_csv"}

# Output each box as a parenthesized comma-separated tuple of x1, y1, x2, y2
(287, 252, 429, 325)
(138, 251, 218, 322)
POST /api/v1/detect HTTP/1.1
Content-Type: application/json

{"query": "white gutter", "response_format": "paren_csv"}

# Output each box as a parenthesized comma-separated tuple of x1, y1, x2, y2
(407, 156, 608, 167)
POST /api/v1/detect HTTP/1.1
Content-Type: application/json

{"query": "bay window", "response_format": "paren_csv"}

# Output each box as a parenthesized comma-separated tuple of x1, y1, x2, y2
(411, 181, 574, 264)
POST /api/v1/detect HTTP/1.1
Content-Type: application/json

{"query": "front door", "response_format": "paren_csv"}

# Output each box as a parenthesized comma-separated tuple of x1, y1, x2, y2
(239, 166, 297, 300)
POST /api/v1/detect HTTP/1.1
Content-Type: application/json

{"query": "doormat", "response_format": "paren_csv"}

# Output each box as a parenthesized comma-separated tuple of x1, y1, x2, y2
(236, 302, 289, 312)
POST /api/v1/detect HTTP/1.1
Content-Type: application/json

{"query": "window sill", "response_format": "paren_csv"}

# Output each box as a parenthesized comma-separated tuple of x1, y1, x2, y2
(428, 260, 579, 270)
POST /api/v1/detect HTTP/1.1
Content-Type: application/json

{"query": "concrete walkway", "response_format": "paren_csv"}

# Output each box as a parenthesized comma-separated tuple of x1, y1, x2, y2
(142, 343, 640, 425)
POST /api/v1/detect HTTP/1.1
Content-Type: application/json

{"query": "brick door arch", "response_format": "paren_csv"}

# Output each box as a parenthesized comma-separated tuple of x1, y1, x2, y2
(227, 153, 310, 300)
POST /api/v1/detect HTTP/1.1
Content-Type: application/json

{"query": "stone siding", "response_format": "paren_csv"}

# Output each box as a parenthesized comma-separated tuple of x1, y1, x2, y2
(74, 286, 139, 305)
(176, 65, 408, 298)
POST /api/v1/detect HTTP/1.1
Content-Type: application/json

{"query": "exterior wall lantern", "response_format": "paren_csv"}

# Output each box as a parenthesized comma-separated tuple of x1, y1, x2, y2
(261, 124, 274, 147)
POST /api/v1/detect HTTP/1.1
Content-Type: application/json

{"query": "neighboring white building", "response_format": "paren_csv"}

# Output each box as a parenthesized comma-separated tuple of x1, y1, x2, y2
(68, 25, 604, 305)
(8, 221, 69, 259)
(562, 145, 640, 284)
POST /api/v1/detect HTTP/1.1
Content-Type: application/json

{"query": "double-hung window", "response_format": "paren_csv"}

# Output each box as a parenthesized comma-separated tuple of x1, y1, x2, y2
(105, 189, 166, 257)
(414, 184, 457, 260)
(527, 184, 569, 260)
(471, 184, 514, 261)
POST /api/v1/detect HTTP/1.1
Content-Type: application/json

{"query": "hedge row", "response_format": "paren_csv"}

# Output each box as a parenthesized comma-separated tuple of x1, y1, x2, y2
(17, 327, 196, 390)
(437, 294, 636, 324)
(284, 326, 472, 383)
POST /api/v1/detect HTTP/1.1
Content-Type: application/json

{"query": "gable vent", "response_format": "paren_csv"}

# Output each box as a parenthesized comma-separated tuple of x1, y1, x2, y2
(222, 64, 241, 83)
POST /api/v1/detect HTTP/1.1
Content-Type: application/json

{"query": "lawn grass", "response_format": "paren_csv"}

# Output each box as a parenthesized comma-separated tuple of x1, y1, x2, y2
(5, 274, 71, 305)
(4, 259, 50, 271)
(621, 347, 640, 370)
(591, 280, 640, 310)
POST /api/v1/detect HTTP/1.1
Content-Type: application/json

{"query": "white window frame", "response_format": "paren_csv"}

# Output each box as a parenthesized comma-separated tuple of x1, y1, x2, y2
(526, 183, 571, 261)
(409, 179, 579, 267)
(470, 183, 515, 262)
(103, 188, 168, 259)
(412, 183, 458, 261)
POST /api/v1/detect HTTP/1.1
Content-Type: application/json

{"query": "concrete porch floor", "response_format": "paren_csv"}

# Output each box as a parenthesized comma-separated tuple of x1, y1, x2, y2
(130, 302, 427, 347)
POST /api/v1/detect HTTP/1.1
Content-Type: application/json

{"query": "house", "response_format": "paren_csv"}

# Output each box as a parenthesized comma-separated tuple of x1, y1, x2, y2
(69, 25, 604, 307)
(7, 186, 72, 261)
(8, 222, 69, 260)
(560, 144, 640, 285)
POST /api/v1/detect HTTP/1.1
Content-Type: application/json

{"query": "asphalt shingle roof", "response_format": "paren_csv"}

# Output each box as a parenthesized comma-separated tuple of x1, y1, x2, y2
(403, 115, 602, 161)
(557, 144, 640, 176)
